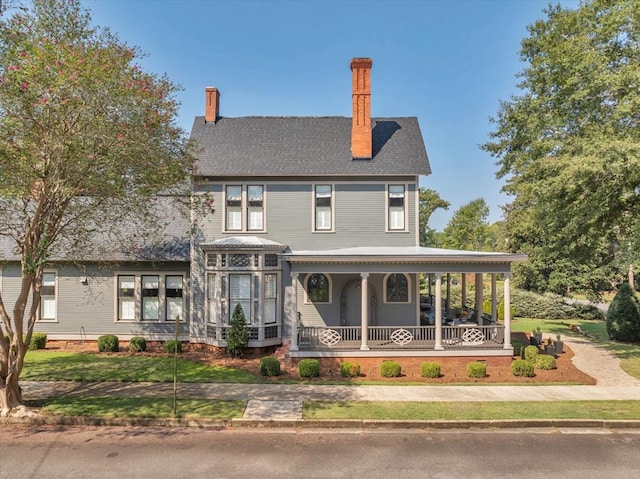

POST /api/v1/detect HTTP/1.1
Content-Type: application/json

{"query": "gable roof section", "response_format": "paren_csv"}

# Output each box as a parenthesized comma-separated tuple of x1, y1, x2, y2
(190, 116, 430, 177)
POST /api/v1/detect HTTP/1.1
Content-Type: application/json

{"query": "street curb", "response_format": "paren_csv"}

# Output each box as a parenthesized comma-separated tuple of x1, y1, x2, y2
(2, 416, 640, 430)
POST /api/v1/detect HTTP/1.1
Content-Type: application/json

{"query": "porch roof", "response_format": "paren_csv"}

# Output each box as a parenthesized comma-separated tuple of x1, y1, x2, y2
(200, 236, 287, 251)
(284, 246, 527, 274)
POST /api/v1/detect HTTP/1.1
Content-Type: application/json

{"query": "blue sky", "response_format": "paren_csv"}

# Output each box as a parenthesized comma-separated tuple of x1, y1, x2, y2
(83, 0, 578, 231)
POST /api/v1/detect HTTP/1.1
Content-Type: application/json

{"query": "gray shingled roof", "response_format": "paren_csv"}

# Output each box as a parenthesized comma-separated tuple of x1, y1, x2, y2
(190, 116, 431, 177)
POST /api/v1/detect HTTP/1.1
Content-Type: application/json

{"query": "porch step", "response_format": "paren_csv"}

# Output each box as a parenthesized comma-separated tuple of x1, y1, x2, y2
(274, 341, 292, 368)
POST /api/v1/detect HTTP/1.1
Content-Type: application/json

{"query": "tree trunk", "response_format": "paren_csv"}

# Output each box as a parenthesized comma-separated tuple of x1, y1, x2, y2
(0, 373, 23, 417)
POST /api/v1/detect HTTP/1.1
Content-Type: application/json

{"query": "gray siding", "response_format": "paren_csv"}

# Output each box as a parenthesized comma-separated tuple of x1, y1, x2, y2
(0, 262, 189, 340)
(195, 179, 417, 251)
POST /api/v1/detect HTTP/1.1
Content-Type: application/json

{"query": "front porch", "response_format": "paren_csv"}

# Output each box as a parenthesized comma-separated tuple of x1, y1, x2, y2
(295, 323, 507, 357)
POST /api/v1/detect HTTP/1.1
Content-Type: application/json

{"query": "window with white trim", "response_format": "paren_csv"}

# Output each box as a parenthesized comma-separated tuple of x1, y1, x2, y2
(116, 274, 185, 322)
(207, 274, 218, 324)
(264, 273, 277, 324)
(385, 273, 410, 303)
(305, 273, 331, 303)
(388, 185, 406, 230)
(39, 272, 56, 321)
(314, 184, 333, 231)
(224, 184, 265, 232)
(165, 275, 184, 321)
(229, 274, 251, 323)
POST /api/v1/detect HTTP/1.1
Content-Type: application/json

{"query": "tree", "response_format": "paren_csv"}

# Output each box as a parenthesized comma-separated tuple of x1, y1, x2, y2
(0, 0, 195, 415)
(441, 198, 491, 251)
(483, 0, 640, 297)
(606, 283, 640, 343)
(418, 188, 450, 247)
(227, 304, 249, 358)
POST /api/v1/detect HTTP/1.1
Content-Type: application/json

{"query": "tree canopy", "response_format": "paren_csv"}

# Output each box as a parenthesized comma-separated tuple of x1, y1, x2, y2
(441, 198, 492, 251)
(418, 188, 449, 247)
(0, 0, 195, 415)
(483, 0, 640, 297)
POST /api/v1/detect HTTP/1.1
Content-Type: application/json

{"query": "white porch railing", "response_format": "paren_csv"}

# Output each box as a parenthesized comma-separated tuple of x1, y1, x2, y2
(297, 325, 505, 351)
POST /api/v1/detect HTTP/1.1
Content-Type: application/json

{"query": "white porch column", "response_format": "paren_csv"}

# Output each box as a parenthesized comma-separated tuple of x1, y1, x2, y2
(434, 273, 444, 350)
(461, 273, 467, 307)
(290, 273, 299, 352)
(475, 273, 483, 323)
(503, 272, 512, 349)
(491, 274, 497, 323)
(360, 273, 370, 351)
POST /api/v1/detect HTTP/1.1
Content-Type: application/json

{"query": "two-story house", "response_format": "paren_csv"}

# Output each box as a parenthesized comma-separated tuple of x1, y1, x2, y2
(0, 57, 525, 358)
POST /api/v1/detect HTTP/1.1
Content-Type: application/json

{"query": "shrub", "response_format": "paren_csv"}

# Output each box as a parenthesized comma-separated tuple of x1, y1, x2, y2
(129, 337, 147, 353)
(523, 345, 539, 362)
(163, 339, 182, 354)
(511, 359, 535, 377)
(536, 354, 557, 370)
(28, 332, 47, 350)
(380, 361, 402, 378)
(511, 289, 605, 320)
(466, 362, 486, 378)
(227, 303, 249, 358)
(298, 359, 320, 378)
(259, 356, 281, 377)
(511, 340, 525, 357)
(420, 361, 441, 378)
(97, 335, 119, 352)
(340, 361, 361, 378)
(606, 283, 640, 343)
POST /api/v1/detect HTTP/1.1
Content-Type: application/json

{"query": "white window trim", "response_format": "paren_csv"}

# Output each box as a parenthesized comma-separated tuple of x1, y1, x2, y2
(386, 183, 409, 233)
(38, 270, 58, 323)
(383, 273, 411, 304)
(114, 272, 185, 323)
(222, 184, 267, 233)
(311, 183, 335, 233)
(262, 272, 280, 325)
(303, 273, 332, 304)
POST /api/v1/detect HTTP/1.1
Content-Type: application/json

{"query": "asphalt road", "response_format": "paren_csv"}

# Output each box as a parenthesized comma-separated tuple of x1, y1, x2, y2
(1, 426, 638, 479)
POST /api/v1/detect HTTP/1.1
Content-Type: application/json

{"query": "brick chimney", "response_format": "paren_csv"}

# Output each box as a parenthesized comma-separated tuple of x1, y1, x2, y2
(205, 87, 220, 123)
(350, 58, 373, 159)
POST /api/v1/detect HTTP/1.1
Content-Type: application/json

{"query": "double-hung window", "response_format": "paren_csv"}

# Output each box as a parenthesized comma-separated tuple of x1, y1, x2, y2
(314, 185, 333, 231)
(117, 274, 185, 322)
(225, 185, 265, 232)
(118, 275, 136, 320)
(229, 274, 252, 323)
(165, 275, 184, 321)
(388, 185, 406, 231)
(141, 275, 160, 321)
(39, 272, 56, 321)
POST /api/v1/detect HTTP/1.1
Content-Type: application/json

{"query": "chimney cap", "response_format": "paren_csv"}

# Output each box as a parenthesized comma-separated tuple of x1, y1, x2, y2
(350, 57, 373, 70)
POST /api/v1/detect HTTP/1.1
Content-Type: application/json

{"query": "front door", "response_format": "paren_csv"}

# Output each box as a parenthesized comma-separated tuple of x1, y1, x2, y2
(341, 279, 377, 326)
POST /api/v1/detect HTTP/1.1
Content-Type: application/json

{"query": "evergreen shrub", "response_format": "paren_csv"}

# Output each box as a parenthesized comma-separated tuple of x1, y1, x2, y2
(259, 356, 281, 376)
(28, 332, 47, 350)
(298, 359, 320, 378)
(340, 361, 361, 378)
(420, 361, 441, 378)
(129, 336, 147, 352)
(523, 345, 539, 362)
(380, 361, 402, 378)
(97, 335, 119, 352)
(466, 362, 486, 378)
(511, 359, 535, 377)
(606, 283, 640, 343)
(227, 303, 249, 358)
(536, 355, 557, 370)
(163, 339, 182, 354)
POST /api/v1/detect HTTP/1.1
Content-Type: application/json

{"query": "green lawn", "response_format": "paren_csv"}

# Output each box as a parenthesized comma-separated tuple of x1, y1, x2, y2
(304, 400, 640, 420)
(22, 351, 258, 383)
(41, 397, 246, 419)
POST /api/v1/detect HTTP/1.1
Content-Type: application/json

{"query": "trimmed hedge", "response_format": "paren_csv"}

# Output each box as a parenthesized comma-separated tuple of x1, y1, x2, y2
(536, 354, 557, 370)
(128, 337, 147, 353)
(512, 290, 605, 320)
(340, 361, 361, 378)
(466, 362, 486, 378)
(420, 361, 441, 378)
(380, 361, 402, 378)
(511, 340, 525, 357)
(163, 340, 182, 354)
(259, 356, 281, 377)
(511, 359, 535, 377)
(28, 332, 47, 350)
(523, 345, 539, 362)
(97, 335, 119, 352)
(298, 359, 320, 378)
